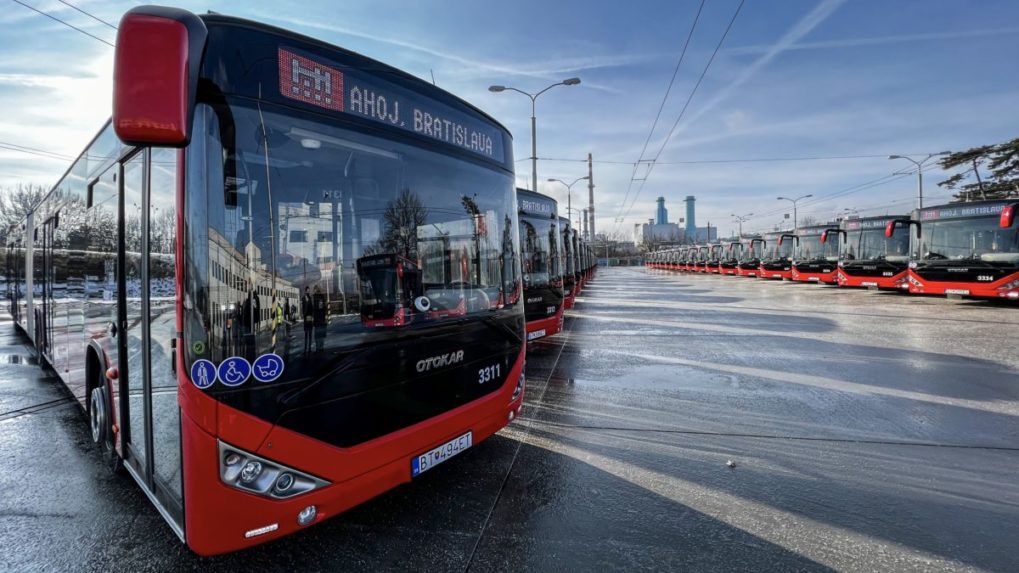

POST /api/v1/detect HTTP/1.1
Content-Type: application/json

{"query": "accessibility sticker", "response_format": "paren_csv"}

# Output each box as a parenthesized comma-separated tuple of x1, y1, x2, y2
(252, 353, 285, 383)
(190, 359, 217, 389)
(218, 357, 251, 387)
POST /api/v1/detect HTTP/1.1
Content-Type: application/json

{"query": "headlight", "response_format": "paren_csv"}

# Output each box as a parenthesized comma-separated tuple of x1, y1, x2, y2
(511, 370, 525, 402)
(219, 441, 330, 499)
(997, 278, 1019, 290)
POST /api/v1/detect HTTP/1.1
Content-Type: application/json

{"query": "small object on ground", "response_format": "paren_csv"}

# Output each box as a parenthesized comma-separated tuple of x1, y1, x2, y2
(726, 459, 737, 469)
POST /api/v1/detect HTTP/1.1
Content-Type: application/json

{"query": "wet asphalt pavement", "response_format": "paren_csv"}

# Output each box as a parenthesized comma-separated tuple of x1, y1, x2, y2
(2, 266, 1019, 572)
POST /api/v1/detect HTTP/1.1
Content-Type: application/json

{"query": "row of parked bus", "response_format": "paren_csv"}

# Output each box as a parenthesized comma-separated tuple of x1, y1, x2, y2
(517, 188, 598, 343)
(646, 198, 1019, 300)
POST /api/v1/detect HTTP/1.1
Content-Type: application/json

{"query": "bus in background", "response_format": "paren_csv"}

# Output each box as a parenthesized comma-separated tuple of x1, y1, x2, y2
(9, 7, 525, 555)
(561, 217, 577, 308)
(758, 231, 794, 280)
(693, 245, 710, 273)
(705, 243, 724, 274)
(783, 224, 839, 284)
(517, 189, 564, 342)
(719, 241, 742, 275)
(570, 228, 583, 294)
(834, 216, 910, 289)
(887, 199, 1019, 299)
(736, 236, 763, 277)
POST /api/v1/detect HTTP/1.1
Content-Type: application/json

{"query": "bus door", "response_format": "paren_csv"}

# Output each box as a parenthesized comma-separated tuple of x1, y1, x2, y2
(36, 215, 57, 356)
(116, 150, 185, 538)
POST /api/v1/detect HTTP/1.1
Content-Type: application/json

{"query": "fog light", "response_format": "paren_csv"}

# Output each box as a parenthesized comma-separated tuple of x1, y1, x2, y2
(239, 461, 263, 484)
(508, 410, 515, 422)
(274, 472, 295, 494)
(224, 452, 243, 466)
(297, 505, 317, 526)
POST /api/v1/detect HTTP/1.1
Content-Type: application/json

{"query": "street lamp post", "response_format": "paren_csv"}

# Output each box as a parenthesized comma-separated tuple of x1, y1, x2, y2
(730, 212, 753, 238)
(489, 78, 581, 192)
(888, 152, 949, 209)
(776, 194, 813, 231)
(548, 176, 589, 230)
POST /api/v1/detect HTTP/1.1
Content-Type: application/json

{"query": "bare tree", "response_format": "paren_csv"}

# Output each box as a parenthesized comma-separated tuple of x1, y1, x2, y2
(0, 183, 48, 239)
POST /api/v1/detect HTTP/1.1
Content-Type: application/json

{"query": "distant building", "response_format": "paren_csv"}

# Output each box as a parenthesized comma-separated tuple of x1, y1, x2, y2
(634, 218, 684, 246)
(690, 226, 717, 242)
(655, 197, 668, 225)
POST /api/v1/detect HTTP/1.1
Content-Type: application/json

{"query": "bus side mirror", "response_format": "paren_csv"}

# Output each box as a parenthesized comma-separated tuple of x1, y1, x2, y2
(778, 236, 784, 246)
(820, 230, 829, 244)
(884, 221, 896, 238)
(113, 7, 208, 147)
(1001, 204, 1017, 229)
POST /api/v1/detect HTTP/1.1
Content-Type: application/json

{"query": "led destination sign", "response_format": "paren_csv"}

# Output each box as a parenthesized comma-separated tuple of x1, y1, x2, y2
(518, 198, 555, 217)
(920, 202, 1007, 221)
(845, 218, 897, 231)
(279, 47, 505, 161)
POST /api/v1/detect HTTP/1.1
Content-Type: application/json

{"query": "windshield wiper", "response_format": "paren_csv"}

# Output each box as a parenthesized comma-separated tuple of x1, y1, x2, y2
(925, 251, 947, 260)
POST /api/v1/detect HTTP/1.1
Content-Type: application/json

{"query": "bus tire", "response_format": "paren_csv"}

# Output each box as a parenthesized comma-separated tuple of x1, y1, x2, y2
(89, 370, 124, 475)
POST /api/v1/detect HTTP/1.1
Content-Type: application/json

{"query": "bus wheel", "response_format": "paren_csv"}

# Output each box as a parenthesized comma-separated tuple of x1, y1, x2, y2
(89, 383, 124, 474)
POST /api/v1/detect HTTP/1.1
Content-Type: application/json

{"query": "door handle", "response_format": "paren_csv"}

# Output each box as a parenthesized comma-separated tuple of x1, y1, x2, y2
(109, 321, 117, 337)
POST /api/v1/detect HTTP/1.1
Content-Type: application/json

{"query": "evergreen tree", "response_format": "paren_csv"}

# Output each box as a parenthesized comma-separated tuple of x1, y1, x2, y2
(938, 139, 1019, 202)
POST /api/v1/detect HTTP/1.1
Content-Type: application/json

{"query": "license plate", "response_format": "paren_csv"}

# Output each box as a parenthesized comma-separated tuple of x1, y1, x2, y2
(808, 277, 819, 282)
(412, 432, 472, 477)
(861, 281, 877, 287)
(748, 273, 756, 276)
(527, 329, 546, 341)
(945, 288, 970, 295)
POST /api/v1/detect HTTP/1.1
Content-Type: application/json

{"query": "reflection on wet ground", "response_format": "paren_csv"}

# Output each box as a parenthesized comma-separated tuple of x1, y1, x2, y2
(2, 267, 1019, 571)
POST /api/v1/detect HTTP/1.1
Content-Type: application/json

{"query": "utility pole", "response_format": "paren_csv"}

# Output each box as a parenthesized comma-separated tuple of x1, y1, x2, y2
(587, 153, 595, 241)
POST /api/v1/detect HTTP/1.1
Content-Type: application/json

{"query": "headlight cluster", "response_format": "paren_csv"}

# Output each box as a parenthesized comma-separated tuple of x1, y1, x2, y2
(219, 441, 330, 499)
(997, 278, 1019, 291)
(512, 370, 525, 402)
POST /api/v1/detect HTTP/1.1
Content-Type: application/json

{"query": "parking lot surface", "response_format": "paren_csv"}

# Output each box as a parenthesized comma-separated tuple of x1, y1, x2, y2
(2, 266, 1017, 572)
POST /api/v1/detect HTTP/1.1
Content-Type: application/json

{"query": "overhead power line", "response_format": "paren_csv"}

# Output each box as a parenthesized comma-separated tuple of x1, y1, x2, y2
(528, 153, 927, 165)
(56, 0, 117, 30)
(11, 0, 115, 47)
(0, 140, 76, 162)
(615, 0, 747, 233)
(614, 0, 707, 225)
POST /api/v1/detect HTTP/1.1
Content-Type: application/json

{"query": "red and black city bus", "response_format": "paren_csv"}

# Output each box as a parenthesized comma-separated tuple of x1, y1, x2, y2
(517, 189, 564, 342)
(782, 224, 839, 284)
(705, 243, 724, 274)
(6, 7, 526, 555)
(886, 199, 1019, 299)
(560, 217, 577, 308)
(719, 241, 742, 275)
(736, 236, 763, 277)
(833, 216, 910, 289)
(570, 228, 583, 294)
(758, 231, 794, 280)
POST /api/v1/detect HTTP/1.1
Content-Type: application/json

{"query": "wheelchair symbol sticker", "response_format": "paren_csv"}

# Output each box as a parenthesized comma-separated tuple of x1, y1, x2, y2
(190, 359, 217, 389)
(252, 353, 285, 383)
(218, 357, 251, 387)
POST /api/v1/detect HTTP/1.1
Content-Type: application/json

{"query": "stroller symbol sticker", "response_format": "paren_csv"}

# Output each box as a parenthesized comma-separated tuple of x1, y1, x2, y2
(190, 359, 217, 389)
(218, 357, 251, 387)
(252, 353, 285, 383)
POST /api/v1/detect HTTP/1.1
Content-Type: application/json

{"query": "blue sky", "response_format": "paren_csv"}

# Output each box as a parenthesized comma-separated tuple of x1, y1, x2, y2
(1, 0, 1018, 237)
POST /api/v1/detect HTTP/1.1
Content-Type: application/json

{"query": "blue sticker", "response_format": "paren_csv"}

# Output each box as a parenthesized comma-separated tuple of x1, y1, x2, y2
(252, 353, 285, 383)
(218, 357, 251, 387)
(190, 359, 217, 389)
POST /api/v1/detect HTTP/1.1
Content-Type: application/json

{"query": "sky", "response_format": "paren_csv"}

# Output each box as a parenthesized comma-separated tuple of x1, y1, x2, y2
(1, 0, 1018, 238)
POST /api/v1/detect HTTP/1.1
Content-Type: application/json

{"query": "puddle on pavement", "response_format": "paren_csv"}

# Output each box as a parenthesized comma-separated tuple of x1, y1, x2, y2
(0, 354, 39, 365)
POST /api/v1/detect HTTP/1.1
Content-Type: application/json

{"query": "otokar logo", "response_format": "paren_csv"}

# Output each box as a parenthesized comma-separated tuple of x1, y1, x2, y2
(416, 350, 465, 373)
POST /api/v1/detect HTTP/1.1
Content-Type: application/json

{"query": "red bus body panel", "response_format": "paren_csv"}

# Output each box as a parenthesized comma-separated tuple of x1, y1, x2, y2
(526, 306, 564, 341)
(791, 267, 838, 284)
(836, 268, 908, 289)
(905, 269, 1019, 299)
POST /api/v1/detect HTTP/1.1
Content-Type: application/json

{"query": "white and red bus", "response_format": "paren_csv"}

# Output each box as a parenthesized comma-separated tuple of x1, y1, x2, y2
(833, 216, 910, 289)
(886, 199, 1019, 299)
(5, 6, 525, 555)
(758, 231, 794, 280)
(781, 224, 840, 284)
(517, 189, 564, 341)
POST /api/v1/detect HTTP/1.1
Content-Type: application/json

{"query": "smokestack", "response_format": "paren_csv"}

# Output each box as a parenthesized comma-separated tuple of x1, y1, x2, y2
(655, 197, 668, 225)
(684, 195, 696, 235)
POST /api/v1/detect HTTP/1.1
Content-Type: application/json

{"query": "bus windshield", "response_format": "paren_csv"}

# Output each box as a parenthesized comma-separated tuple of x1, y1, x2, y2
(795, 233, 837, 261)
(185, 98, 520, 369)
(764, 238, 793, 260)
(520, 214, 560, 287)
(918, 217, 1019, 261)
(846, 228, 910, 261)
